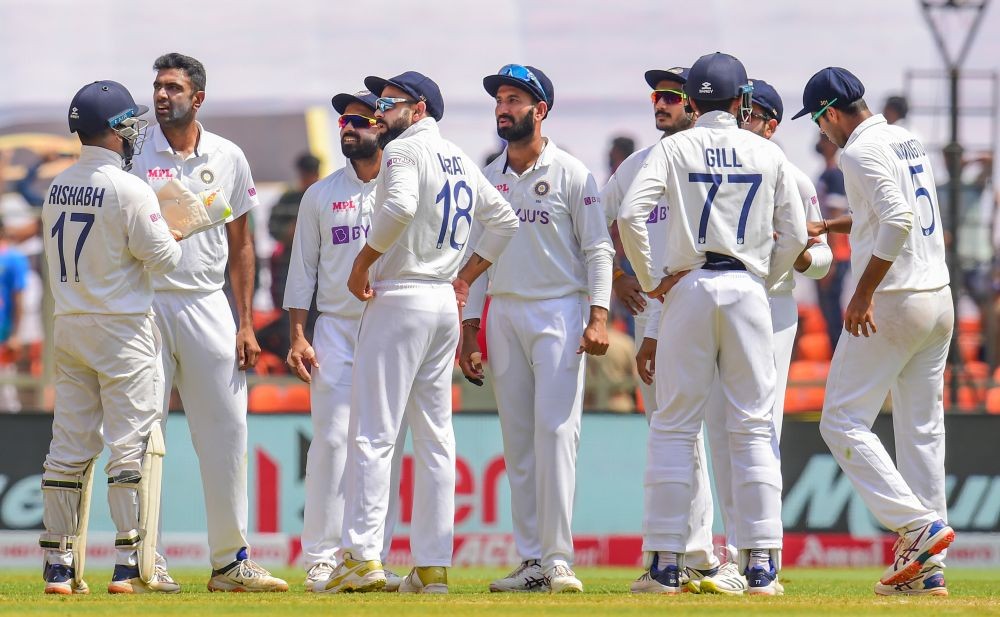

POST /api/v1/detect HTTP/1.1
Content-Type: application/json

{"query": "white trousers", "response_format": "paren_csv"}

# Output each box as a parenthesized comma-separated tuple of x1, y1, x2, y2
(301, 313, 406, 568)
(153, 290, 249, 569)
(43, 313, 162, 566)
(644, 271, 782, 553)
(487, 294, 586, 570)
(820, 286, 952, 533)
(635, 312, 717, 570)
(707, 292, 796, 558)
(342, 281, 457, 567)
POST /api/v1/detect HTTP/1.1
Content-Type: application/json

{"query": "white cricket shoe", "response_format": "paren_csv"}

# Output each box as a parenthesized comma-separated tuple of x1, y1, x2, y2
(315, 553, 385, 593)
(207, 558, 289, 592)
(880, 520, 955, 586)
(304, 562, 334, 592)
(875, 563, 948, 596)
(398, 566, 448, 594)
(383, 568, 404, 592)
(545, 564, 583, 593)
(630, 559, 681, 594)
(697, 561, 748, 595)
(489, 559, 549, 592)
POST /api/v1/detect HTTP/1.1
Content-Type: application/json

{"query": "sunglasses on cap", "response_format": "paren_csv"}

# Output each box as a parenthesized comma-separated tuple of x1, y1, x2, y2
(651, 89, 687, 106)
(375, 97, 417, 113)
(811, 97, 838, 124)
(338, 114, 378, 129)
(497, 64, 547, 103)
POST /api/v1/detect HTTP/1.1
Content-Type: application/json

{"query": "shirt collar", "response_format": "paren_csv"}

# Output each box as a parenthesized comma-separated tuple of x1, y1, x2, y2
(78, 145, 124, 167)
(499, 137, 556, 177)
(151, 121, 215, 157)
(844, 113, 886, 148)
(694, 110, 739, 129)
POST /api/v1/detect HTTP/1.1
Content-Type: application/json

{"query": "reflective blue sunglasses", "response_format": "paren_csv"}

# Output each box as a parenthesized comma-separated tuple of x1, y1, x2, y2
(498, 64, 547, 103)
(375, 96, 417, 113)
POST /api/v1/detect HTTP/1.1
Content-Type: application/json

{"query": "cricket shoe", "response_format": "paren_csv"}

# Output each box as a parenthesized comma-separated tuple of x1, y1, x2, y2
(489, 559, 549, 592)
(698, 561, 749, 595)
(207, 550, 289, 592)
(630, 554, 680, 594)
(745, 561, 782, 596)
(316, 553, 385, 593)
(880, 520, 955, 586)
(383, 568, 404, 592)
(107, 564, 181, 594)
(546, 564, 583, 593)
(43, 563, 87, 595)
(304, 562, 334, 592)
(398, 566, 448, 594)
(875, 562, 948, 596)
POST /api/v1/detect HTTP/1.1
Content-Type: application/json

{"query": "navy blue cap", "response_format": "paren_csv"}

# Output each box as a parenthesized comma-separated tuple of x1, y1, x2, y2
(683, 52, 749, 101)
(68, 80, 148, 134)
(792, 67, 865, 120)
(331, 89, 378, 114)
(483, 64, 555, 111)
(645, 67, 689, 89)
(365, 71, 444, 121)
(750, 79, 783, 123)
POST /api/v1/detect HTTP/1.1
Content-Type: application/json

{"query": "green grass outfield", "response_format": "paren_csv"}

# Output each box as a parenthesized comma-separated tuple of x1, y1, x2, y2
(2, 567, 999, 616)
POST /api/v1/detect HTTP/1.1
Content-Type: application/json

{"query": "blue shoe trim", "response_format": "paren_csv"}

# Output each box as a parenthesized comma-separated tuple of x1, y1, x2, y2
(44, 563, 74, 583)
(111, 564, 140, 582)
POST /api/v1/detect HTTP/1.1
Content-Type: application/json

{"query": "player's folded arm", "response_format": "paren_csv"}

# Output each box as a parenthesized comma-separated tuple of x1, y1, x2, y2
(126, 185, 182, 274)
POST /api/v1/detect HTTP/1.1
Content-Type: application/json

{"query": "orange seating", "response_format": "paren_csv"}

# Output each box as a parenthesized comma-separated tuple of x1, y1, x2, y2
(285, 384, 311, 412)
(248, 383, 287, 414)
(788, 360, 829, 385)
(986, 387, 1000, 414)
(798, 305, 827, 336)
(796, 332, 832, 362)
(452, 383, 462, 412)
(958, 316, 982, 335)
(784, 386, 825, 413)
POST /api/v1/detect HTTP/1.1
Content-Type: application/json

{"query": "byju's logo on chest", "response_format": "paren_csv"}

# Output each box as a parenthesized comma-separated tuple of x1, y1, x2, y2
(331, 224, 369, 245)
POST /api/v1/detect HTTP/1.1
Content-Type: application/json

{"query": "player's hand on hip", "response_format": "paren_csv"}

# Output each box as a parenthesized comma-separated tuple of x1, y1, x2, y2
(287, 338, 319, 383)
(458, 330, 485, 386)
(577, 313, 609, 356)
(635, 337, 657, 385)
(648, 270, 690, 303)
(347, 267, 374, 302)
(844, 291, 877, 338)
(612, 273, 646, 315)
(452, 278, 469, 309)
(236, 326, 261, 370)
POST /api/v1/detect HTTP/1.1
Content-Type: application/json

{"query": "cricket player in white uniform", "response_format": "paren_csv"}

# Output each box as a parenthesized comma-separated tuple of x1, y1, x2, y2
(795, 67, 954, 596)
(284, 90, 406, 592)
(130, 53, 287, 592)
(695, 79, 833, 595)
(618, 52, 807, 595)
(458, 64, 614, 594)
(320, 71, 518, 594)
(40, 80, 181, 594)
(600, 66, 726, 593)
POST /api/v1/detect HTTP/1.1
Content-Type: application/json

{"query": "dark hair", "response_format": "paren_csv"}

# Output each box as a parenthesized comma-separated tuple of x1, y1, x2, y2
(611, 136, 636, 157)
(884, 95, 908, 119)
(840, 99, 870, 116)
(153, 53, 207, 92)
(295, 153, 321, 175)
(690, 97, 736, 115)
(77, 128, 108, 144)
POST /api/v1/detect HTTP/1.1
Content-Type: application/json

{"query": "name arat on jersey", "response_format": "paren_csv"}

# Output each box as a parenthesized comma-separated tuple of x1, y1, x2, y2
(47, 184, 106, 207)
(438, 153, 466, 176)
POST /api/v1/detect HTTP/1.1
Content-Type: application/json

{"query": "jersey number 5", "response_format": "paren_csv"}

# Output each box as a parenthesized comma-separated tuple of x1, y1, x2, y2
(909, 164, 936, 236)
(688, 173, 763, 244)
(435, 179, 473, 250)
(50, 212, 94, 282)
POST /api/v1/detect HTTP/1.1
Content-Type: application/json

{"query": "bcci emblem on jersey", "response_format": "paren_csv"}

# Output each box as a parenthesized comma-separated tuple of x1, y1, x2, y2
(200, 169, 215, 184)
(532, 180, 551, 197)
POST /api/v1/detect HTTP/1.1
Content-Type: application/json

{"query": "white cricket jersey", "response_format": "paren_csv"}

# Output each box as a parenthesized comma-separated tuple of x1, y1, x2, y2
(618, 111, 807, 292)
(840, 114, 949, 292)
(769, 162, 833, 295)
(130, 122, 259, 292)
(467, 140, 613, 312)
(602, 141, 672, 270)
(367, 118, 519, 282)
(42, 146, 181, 316)
(283, 162, 375, 318)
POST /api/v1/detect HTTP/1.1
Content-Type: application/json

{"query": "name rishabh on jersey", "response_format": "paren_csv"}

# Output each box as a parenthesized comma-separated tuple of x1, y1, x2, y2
(839, 114, 949, 293)
(367, 118, 518, 283)
(283, 161, 377, 319)
(42, 146, 181, 316)
(617, 111, 807, 293)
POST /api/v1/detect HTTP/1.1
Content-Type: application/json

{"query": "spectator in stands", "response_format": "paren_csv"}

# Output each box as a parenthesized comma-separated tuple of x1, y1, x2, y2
(584, 327, 638, 412)
(269, 153, 321, 309)
(815, 135, 851, 351)
(882, 95, 909, 126)
(608, 136, 635, 178)
(606, 135, 638, 338)
(0, 220, 29, 412)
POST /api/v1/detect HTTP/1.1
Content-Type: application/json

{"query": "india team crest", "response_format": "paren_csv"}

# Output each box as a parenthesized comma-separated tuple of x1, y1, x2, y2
(200, 169, 216, 184)
(532, 180, 551, 197)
